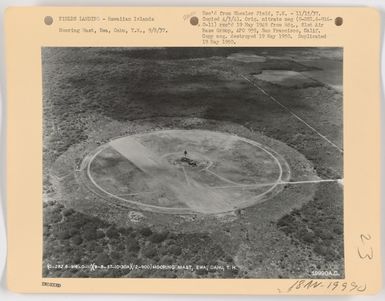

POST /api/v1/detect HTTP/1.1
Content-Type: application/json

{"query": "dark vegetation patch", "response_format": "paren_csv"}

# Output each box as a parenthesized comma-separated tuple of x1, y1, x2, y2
(276, 182, 343, 262)
(43, 201, 235, 278)
(264, 80, 324, 90)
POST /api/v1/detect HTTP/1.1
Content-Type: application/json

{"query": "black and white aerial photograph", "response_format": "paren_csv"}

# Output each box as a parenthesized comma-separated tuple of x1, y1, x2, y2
(42, 47, 344, 279)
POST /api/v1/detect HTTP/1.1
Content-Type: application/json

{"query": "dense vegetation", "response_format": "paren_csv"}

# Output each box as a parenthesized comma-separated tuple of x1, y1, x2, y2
(277, 182, 343, 263)
(43, 201, 236, 278)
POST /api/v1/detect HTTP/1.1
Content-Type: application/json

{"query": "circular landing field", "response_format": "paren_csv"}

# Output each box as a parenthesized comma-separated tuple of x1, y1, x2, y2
(81, 130, 291, 214)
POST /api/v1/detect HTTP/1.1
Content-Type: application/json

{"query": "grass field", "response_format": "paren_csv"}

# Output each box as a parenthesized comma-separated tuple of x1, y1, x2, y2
(43, 47, 343, 278)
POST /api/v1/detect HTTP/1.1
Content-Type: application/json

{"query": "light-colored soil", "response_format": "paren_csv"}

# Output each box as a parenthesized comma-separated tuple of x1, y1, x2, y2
(82, 129, 290, 214)
(227, 53, 266, 63)
(52, 117, 317, 220)
(254, 70, 319, 88)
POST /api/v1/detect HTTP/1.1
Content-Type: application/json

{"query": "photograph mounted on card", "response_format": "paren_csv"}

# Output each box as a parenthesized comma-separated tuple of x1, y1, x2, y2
(4, 6, 381, 294)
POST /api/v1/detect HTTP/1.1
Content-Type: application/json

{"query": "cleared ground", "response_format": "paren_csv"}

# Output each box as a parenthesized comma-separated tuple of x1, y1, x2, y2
(83, 129, 290, 214)
(254, 70, 320, 88)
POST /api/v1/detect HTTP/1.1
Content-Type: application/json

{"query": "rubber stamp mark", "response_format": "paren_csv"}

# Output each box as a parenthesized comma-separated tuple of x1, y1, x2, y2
(42, 281, 61, 288)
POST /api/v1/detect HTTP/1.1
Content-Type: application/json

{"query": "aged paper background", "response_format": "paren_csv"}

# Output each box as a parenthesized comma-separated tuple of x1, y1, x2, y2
(1, 3, 382, 297)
